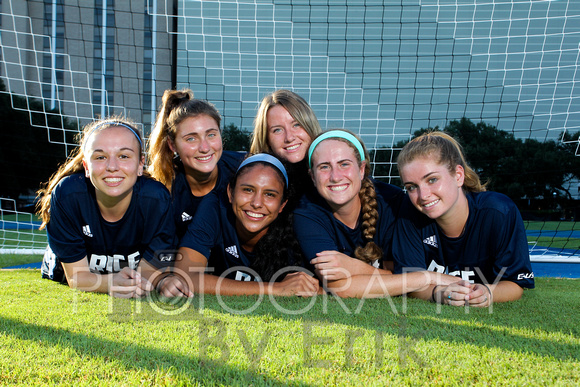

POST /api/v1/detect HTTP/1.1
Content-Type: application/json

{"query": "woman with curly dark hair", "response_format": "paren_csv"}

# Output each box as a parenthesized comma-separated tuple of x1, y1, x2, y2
(158, 153, 319, 297)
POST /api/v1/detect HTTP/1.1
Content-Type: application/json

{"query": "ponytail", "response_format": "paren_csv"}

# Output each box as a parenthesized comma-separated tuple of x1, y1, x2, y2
(148, 89, 221, 190)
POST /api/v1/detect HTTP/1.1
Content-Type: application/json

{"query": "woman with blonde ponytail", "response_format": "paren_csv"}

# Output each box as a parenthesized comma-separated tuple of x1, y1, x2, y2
(293, 130, 459, 298)
(148, 89, 245, 239)
(393, 131, 534, 306)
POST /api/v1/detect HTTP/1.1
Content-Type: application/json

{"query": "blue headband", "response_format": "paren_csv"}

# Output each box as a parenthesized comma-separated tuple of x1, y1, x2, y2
(308, 130, 366, 168)
(84, 121, 143, 151)
(237, 154, 289, 187)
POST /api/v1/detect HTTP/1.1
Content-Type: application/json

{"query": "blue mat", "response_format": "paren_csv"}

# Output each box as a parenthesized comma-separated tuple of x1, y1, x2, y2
(3, 262, 42, 269)
(531, 262, 580, 279)
(0, 221, 42, 230)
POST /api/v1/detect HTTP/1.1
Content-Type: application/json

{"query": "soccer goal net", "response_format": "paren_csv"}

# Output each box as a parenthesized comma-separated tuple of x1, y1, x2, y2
(1, 0, 579, 263)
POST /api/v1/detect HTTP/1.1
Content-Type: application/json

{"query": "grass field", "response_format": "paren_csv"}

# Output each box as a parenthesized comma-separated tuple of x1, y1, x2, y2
(524, 221, 580, 250)
(0, 270, 578, 385)
(0, 254, 43, 268)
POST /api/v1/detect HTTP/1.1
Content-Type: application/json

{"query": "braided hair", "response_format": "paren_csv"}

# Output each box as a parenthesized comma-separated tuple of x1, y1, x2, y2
(309, 129, 382, 264)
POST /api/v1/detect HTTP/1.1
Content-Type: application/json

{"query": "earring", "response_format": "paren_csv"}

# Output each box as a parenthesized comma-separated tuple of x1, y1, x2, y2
(173, 151, 179, 159)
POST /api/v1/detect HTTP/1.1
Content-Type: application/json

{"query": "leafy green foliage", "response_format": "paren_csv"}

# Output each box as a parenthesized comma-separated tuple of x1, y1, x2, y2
(438, 118, 580, 202)
(222, 123, 251, 152)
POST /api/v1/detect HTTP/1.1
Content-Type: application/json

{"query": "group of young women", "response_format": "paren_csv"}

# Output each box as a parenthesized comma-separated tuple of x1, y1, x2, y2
(38, 88, 534, 306)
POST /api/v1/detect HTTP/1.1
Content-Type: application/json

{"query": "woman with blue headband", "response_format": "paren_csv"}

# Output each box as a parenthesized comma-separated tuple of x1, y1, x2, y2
(294, 129, 458, 297)
(37, 117, 176, 297)
(158, 153, 319, 297)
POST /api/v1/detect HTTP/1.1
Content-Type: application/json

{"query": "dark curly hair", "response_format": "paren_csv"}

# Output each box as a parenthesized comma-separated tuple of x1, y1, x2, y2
(228, 157, 305, 281)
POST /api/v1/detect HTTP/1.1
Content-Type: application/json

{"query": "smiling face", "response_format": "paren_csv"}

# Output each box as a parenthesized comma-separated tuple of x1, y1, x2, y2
(266, 105, 312, 163)
(82, 125, 144, 207)
(228, 164, 287, 245)
(310, 139, 365, 214)
(170, 114, 223, 179)
(400, 156, 466, 222)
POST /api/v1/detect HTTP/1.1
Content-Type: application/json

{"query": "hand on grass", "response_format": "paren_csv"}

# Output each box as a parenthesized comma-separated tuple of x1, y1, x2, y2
(157, 275, 194, 298)
(271, 271, 320, 297)
(434, 280, 492, 307)
(109, 267, 153, 298)
(464, 283, 492, 307)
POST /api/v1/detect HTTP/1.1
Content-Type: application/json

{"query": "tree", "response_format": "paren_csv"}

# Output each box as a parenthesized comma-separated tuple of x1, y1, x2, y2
(222, 123, 251, 151)
(0, 79, 75, 205)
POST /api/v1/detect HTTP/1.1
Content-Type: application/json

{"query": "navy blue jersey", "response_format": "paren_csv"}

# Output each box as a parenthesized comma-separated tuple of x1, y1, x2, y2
(172, 150, 245, 239)
(293, 180, 404, 266)
(42, 173, 176, 281)
(392, 191, 534, 289)
(285, 159, 316, 212)
(179, 191, 261, 281)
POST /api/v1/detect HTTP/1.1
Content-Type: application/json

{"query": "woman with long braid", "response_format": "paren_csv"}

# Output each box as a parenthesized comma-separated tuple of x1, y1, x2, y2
(293, 130, 458, 297)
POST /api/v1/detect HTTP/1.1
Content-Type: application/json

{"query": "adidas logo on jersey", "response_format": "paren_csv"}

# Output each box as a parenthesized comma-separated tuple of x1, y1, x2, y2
(225, 245, 239, 258)
(82, 225, 93, 237)
(181, 212, 192, 222)
(423, 235, 438, 248)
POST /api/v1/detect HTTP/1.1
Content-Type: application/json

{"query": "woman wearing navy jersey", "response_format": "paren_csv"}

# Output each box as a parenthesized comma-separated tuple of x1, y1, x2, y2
(394, 131, 534, 306)
(148, 89, 245, 239)
(158, 154, 319, 297)
(294, 130, 458, 298)
(250, 89, 322, 205)
(38, 117, 176, 297)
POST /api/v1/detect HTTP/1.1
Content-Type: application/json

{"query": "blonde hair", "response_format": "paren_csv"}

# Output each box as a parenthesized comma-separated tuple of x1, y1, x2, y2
(250, 89, 322, 155)
(397, 131, 486, 192)
(310, 129, 382, 264)
(37, 116, 143, 229)
(147, 88, 221, 189)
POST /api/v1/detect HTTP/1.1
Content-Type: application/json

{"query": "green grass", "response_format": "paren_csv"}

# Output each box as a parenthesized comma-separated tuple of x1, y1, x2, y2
(528, 237, 580, 250)
(0, 229, 47, 248)
(0, 271, 578, 386)
(0, 212, 42, 223)
(0, 254, 43, 268)
(524, 220, 580, 250)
